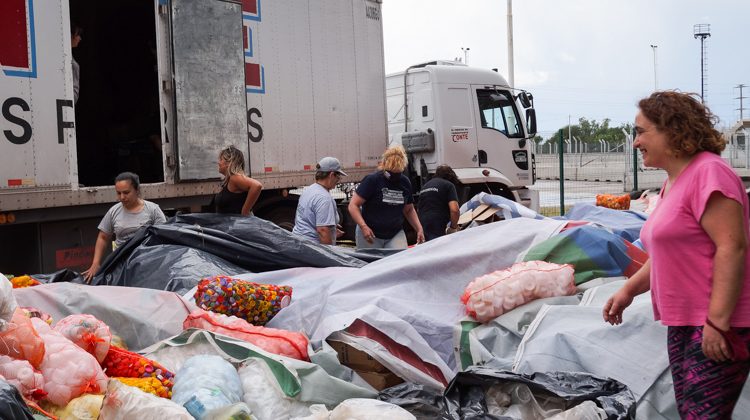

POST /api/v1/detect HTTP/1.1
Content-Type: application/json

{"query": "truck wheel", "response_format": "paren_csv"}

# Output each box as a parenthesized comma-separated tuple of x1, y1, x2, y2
(259, 205, 297, 231)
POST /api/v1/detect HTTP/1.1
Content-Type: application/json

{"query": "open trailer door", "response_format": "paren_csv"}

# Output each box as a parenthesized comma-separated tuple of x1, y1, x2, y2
(169, 0, 247, 181)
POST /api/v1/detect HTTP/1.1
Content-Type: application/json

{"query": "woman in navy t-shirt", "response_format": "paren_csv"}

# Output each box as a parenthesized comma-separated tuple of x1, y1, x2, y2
(348, 146, 425, 249)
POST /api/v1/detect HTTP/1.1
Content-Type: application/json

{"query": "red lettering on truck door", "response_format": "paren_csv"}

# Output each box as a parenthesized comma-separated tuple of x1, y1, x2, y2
(0, 0, 37, 78)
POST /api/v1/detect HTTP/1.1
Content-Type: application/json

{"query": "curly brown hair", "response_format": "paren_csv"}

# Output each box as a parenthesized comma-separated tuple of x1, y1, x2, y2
(638, 91, 725, 156)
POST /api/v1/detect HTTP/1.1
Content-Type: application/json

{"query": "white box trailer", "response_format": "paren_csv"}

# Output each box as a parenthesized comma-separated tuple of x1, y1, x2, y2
(0, 0, 386, 273)
(386, 61, 538, 209)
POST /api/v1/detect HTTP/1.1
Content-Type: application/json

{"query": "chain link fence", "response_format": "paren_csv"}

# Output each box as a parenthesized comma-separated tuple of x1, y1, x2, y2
(530, 131, 750, 217)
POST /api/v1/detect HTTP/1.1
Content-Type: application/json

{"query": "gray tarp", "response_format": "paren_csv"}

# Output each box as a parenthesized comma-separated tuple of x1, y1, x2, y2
(13, 282, 196, 351)
(219, 217, 567, 386)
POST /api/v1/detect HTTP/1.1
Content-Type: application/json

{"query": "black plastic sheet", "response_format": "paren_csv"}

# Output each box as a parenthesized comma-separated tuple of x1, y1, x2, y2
(0, 379, 34, 420)
(378, 382, 450, 420)
(443, 367, 635, 420)
(89, 214, 367, 294)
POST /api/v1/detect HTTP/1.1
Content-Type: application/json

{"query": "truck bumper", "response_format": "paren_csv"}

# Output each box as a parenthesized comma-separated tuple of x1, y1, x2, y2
(515, 187, 540, 212)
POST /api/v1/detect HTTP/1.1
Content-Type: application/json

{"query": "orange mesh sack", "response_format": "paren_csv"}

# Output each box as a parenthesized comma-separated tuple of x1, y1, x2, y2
(461, 261, 577, 322)
(101, 346, 174, 391)
(596, 193, 631, 210)
(0, 308, 45, 368)
(30, 317, 107, 406)
(184, 308, 309, 360)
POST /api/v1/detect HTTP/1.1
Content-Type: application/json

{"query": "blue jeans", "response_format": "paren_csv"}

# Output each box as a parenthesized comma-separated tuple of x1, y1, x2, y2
(355, 226, 408, 249)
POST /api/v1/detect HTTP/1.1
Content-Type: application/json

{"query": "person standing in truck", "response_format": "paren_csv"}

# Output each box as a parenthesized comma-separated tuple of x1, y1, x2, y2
(348, 145, 425, 249)
(215, 145, 263, 215)
(603, 91, 750, 418)
(71, 23, 82, 104)
(292, 157, 346, 245)
(82, 172, 166, 282)
(418, 165, 460, 241)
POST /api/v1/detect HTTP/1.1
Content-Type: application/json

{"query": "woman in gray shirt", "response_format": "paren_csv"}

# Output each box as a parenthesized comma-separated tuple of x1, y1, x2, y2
(82, 172, 166, 282)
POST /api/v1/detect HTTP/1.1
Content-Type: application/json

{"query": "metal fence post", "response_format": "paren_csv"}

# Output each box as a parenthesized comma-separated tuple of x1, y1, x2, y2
(558, 129, 565, 216)
(632, 127, 639, 191)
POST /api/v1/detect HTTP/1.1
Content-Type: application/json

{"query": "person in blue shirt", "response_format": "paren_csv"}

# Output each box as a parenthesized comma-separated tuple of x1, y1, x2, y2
(292, 157, 346, 245)
(348, 146, 424, 249)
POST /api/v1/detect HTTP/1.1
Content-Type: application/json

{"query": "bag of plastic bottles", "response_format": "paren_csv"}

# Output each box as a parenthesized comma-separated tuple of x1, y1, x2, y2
(0, 355, 45, 399)
(0, 308, 45, 369)
(171, 355, 243, 420)
(54, 314, 112, 363)
(184, 308, 309, 360)
(461, 261, 576, 322)
(30, 317, 107, 406)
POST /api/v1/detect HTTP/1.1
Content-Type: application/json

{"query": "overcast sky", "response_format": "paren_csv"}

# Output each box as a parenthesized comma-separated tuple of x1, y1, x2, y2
(382, 0, 750, 137)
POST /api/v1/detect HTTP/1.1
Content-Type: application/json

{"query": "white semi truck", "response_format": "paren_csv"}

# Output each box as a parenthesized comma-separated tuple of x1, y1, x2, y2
(0, 0, 539, 274)
(386, 61, 538, 209)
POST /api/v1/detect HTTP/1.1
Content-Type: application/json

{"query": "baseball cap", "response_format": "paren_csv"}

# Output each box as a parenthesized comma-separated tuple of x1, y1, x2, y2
(317, 157, 347, 176)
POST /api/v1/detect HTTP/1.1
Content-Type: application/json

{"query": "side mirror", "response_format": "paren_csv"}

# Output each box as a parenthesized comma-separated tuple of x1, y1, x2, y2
(517, 92, 532, 108)
(526, 108, 537, 136)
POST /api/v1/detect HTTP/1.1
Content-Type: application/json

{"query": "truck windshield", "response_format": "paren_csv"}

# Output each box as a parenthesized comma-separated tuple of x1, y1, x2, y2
(476, 89, 523, 138)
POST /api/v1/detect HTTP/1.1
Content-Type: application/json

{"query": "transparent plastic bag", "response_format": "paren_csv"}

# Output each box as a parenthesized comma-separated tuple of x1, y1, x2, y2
(54, 314, 112, 363)
(461, 261, 576, 322)
(171, 355, 243, 420)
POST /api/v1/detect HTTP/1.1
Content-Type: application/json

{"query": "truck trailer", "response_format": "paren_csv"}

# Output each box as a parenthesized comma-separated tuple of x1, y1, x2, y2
(0, 0, 387, 273)
(1, 0, 540, 275)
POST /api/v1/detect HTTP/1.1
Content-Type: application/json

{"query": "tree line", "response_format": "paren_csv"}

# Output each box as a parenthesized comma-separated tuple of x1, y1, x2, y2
(534, 117, 634, 147)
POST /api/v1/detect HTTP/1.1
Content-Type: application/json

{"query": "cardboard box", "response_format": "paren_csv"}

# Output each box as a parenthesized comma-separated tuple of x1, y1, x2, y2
(327, 340, 389, 373)
(458, 204, 501, 226)
(355, 370, 404, 391)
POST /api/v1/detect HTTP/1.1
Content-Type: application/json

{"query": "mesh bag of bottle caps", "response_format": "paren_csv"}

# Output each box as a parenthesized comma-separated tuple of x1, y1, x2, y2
(595, 193, 631, 210)
(194, 275, 292, 326)
(101, 346, 174, 392)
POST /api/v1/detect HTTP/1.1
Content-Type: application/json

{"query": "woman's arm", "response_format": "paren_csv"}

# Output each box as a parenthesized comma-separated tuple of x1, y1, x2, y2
(348, 193, 373, 244)
(235, 175, 263, 216)
(448, 200, 460, 228)
(403, 203, 425, 244)
(701, 192, 748, 361)
(603, 258, 651, 325)
(82, 230, 112, 282)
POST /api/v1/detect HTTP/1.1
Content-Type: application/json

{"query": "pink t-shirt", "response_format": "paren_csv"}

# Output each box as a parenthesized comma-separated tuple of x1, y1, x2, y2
(640, 151, 750, 326)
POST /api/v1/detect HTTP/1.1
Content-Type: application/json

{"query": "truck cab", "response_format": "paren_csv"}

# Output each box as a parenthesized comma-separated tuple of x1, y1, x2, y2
(386, 61, 538, 210)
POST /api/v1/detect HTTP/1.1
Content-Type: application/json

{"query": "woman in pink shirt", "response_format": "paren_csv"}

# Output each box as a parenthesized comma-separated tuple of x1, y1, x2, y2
(603, 91, 750, 418)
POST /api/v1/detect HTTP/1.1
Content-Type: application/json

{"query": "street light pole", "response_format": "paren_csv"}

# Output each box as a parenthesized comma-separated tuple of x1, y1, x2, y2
(507, 0, 514, 87)
(650, 44, 658, 91)
(461, 47, 470, 65)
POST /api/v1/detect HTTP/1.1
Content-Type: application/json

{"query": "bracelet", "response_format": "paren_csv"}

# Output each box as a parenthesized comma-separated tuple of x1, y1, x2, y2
(705, 317, 729, 333)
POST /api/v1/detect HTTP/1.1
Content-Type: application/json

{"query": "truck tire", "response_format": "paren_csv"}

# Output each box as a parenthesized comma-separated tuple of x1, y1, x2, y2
(258, 204, 297, 232)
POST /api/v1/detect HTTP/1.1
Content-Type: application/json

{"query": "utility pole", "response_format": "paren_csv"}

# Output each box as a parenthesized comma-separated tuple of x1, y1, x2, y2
(461, 47, 470, 65)
(650, 44, 658, 91)
(737, 84, 747, 120)
(693, 24, 711, 104)
(507, 0, 514, 87)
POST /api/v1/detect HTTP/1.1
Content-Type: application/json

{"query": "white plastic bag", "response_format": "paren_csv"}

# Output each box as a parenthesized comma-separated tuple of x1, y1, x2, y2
(100, 378, 192, 420)
(239, 357, 311, 420)
(171, 355, 243, 420)
(461, 261, 576, 322)
(547, 400, 607, 420)
(329, 398, 415, 420)
(0, 275, 17, 331)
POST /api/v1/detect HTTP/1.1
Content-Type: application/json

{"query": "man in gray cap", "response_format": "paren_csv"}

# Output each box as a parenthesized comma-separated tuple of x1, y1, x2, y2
(292, 157, 347, 245)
